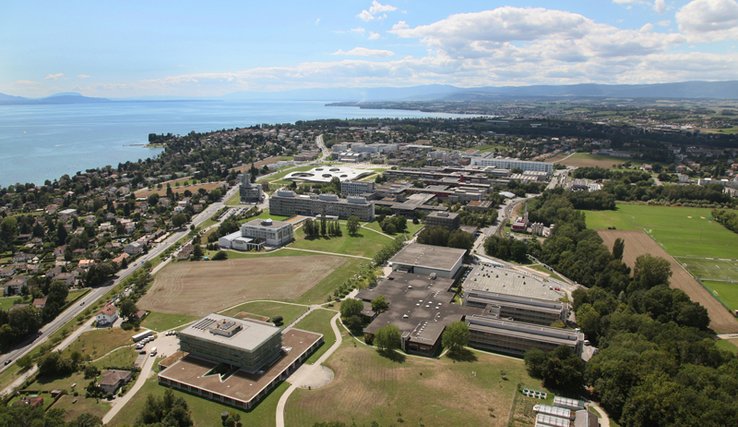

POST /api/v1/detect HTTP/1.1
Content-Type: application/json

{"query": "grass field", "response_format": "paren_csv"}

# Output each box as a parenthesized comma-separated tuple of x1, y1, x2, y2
(141, 311, 199, 332)
(62, 328, 135, 360)
(295, 258, 366, 305)
(363, 219, 424, 237)
(550, 152, 632, 169)
(0, 296, 24, 311)
(701, 280, 738, 312)
(139, 256, 347, 316)
(285, 340, 538, 426)
(51, 394, 111, 422)
(135, 180, 225, 198)
(109, 375, 287, 427)
(220, 300, 308, 327)
(584, 204, 738, 320)
(91, 346, 138, 370)
(292, 309, 337, 364)
(292, 221, 392, 258)
(584, 204, 738, 259)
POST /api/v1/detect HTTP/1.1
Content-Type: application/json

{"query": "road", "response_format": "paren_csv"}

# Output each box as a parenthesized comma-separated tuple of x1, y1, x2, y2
(0, 184, 241, 382)
(315, 134, 330, 161)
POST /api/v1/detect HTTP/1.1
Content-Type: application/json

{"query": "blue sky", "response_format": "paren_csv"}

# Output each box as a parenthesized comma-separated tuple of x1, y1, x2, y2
(1, 0, 737, 97)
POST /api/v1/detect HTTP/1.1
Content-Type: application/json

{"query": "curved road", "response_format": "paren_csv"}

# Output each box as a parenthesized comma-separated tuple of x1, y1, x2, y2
(276, 313, 342, 427)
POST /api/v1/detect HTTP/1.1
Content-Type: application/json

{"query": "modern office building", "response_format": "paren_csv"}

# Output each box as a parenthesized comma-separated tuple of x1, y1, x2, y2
(239, 173, 263, 203)
(470, 157, 553, 174)
(269, 189, 374, 221)
(466, 314, 584, 357)
(424, 211, 461, 230)
(388, 243, 466, 279)
(241, 218, 294, 247)
(340, 180, 376, 196)
(178, 314, 283, 374)
(464, 290, 568, 326)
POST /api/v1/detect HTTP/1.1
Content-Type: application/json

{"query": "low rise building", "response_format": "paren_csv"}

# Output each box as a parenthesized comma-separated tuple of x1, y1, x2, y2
(464, 290, 568, 325)
(470, 157, 553, 174)
(96, 304, 118, 327)
(466, 315, 584, 357)
(388, 243, 466, 279)
(270, 190, 374, 221)
(98, 369, 133, 396)
(340, 180, 375, 197)
(240, 218, 294, 248)
(424, 211, 461, 230)
(239, 173, 263, 203)
(178, 314, 283, 374)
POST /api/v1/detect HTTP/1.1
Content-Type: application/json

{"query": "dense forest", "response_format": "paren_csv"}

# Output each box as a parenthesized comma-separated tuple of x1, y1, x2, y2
(521, 192, 736, 426)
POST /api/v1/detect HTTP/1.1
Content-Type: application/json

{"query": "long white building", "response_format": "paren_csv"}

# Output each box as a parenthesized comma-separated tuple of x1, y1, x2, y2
(470, 157, 553, 174)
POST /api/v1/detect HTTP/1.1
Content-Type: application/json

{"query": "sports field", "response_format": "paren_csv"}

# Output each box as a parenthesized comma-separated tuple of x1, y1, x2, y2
(587, 203, 738, 331)
(584, 204, 738, 259)
(139, 256, 347, 316)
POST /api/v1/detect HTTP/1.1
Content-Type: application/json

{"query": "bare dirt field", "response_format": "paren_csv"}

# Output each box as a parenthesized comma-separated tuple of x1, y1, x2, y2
(134, 180, 225, 198)
(139, 256, 347, 316)
(598, 230, 738, 333)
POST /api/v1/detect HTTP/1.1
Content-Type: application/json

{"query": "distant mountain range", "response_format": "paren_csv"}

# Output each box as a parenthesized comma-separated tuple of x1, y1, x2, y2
(3, 81, 738, 105)
(0, 92, 109, 105)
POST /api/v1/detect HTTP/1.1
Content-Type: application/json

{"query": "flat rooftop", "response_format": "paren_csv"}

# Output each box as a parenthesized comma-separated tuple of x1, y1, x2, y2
(467, 314, 583, 347)
(285, 166, 373, 183)
(389, 243, 466, 273)
(159, 328, 321, 406)
(242, 218, 292, 229)
(179, 314, 281, 352)
(462, 264, 566, 301)
(357, 271, 481, 345)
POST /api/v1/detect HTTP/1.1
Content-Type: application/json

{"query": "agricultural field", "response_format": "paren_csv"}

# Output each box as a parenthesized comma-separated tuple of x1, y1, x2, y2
(285, 341, 538, 426)
(598, 230, 738, 333)
(292, 221, 392, 258)
(139, 256, 348, 316)
(550, 152, 632, 169)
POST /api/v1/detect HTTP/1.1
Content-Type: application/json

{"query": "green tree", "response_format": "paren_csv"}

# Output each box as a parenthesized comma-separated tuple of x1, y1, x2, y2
(340, 299, 364, 319)
(172, 213, 188, 229)
(84, 262, 116, 286)
(192, 244, 204, 260)
(119, 298, 138, 320)
(212, 250, 228, 260)
(374, 324, 401, 353)
(371, 296, 389, 314)
(56, 222, 68, 245)
(68, 413, 103, 427)
(347, 215, 360, 236)
(441, 321, 469, 354)
(612, 238, 625, 260)
(632, 254, 671, 290)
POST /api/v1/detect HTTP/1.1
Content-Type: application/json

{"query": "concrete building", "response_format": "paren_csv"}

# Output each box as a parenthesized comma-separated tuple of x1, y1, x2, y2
(239, 173, 262, 203)
(269, 190, 374, 221)
(388, 243, 466, 279)
(470, 157, 553, 174)
(218, 231, 264, 251)
(424, 211, 461, 230)
(466, 315, 584, 357)
(241, 218, 294, 247)
(341, 180, 375, 197)
(356, 271, 480, 356)
(178, 314, 282, 374)
(285, 166, 372, 184)
(464, 290, 568, 326)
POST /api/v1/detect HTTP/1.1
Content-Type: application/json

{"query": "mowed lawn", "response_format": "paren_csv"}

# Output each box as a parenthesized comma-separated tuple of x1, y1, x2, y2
(291, 221, 392, 258)
(109, 375, 287, 427)
(701, 280, 738, 311)
(220, 300, 308, 327)
(584, 204, 738, 259)
(363, 219, 424, 237)
(286, 340, 537, 427)
(292, 308, 338, 364)
(141, 311, 199, 332)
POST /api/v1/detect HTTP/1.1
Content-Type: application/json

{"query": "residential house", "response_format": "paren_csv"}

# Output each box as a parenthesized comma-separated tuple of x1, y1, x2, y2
(124, 242, 144, 256)
(32, 297, 47, 309)
(98, 369, 133, 396)
(4, 276, 28, 296)
(96, 304, 118, 327)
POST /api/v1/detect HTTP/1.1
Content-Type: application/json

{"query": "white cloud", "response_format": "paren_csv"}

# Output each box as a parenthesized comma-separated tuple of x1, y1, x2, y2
(654, 0, 666, 13)
(333, 47, 394, 57)
(357, 1, 397, 21)
(350, 27, 366, 34)
(44, 73, 64, 80)
(77, 74, 92, 79)
(677, 0, 738, 40)
(368, 32, 381, 40)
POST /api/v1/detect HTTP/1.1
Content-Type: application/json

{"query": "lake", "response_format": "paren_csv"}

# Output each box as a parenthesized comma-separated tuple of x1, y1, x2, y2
(0, 100, 466, 186)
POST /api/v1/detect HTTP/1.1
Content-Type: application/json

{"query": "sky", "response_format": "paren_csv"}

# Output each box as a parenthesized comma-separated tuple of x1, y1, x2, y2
(1, 0, 737, 98)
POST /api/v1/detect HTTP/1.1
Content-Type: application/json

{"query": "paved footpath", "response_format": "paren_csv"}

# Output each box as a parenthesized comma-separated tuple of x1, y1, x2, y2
(276, 313, 342, 427)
